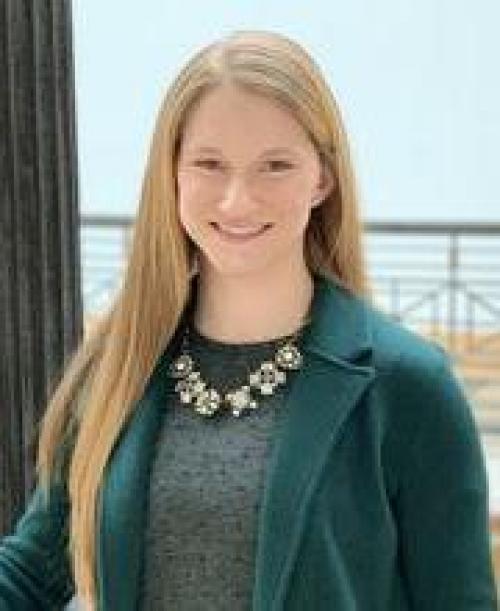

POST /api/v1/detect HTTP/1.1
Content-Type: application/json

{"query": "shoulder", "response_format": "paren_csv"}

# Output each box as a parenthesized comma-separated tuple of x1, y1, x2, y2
(361, 296, 450, 379)
(357, 299, 488, 503)
(359, 297, 482, 460)
(359, 296, 477, 437)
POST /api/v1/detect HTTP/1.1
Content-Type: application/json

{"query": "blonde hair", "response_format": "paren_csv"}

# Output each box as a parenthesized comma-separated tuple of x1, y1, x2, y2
(35, 29, 371, 609)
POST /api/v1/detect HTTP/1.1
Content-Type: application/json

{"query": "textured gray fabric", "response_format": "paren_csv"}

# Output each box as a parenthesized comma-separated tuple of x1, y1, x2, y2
(140, 324, 300, 610)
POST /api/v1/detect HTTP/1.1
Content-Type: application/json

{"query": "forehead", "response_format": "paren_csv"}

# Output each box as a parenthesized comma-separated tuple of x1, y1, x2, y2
(179, 84, 314, 154)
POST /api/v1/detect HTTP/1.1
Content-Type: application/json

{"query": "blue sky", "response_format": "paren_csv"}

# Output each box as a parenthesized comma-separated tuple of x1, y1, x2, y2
(72, 0, 499, 221)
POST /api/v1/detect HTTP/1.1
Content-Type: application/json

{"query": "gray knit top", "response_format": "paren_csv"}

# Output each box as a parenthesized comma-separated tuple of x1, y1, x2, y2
(139, 321, 304, 610)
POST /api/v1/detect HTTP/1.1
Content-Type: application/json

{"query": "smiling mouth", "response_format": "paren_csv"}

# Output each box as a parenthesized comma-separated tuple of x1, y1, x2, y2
(210, 222, 273, 241)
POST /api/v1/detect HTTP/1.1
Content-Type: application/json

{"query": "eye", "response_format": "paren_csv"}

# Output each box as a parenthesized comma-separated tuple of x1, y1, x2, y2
(264, 160, 294, 172)
(193, 158, 223, 170)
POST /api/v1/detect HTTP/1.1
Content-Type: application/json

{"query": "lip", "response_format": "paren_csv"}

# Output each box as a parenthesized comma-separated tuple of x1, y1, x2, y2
(211, 222, 272, 243)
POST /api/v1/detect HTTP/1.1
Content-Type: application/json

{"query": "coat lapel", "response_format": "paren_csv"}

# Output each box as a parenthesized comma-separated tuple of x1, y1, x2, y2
(97, 274, 377, 611)
(251, 276, 377, 610)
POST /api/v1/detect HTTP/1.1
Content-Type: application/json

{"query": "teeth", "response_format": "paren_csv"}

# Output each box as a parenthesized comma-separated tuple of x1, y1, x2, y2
(216, 224, 268, 236)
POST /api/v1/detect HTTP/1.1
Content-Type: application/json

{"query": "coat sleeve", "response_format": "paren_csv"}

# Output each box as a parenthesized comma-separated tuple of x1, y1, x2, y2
(0, 481, 75, 610)
(393, 351, 498, 609)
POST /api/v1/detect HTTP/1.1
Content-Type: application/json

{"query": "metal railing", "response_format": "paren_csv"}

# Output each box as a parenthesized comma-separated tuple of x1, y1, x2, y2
(365, 222, 500, 350)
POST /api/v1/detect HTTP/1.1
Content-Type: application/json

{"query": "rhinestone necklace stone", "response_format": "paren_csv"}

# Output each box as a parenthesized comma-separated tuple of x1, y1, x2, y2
(167, 319, 309, 418)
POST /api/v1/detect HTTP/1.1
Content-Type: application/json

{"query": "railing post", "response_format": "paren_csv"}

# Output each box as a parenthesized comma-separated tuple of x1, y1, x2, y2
(466, 293, 475, 351)
(431, 293, 440, 337)
(448, 231, 459, 352)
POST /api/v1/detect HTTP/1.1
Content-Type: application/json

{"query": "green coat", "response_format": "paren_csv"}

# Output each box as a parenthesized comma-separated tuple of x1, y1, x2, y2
(0, 274, 498, 610)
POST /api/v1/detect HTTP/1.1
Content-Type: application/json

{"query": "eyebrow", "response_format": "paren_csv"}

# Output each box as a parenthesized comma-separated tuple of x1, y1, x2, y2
(185, 146, 299, 157)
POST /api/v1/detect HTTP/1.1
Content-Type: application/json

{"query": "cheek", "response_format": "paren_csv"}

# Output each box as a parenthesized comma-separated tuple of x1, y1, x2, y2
(278, 175, 316, 214)
(177, 178, 208, 221)
(177, 173, 203, 201)
(279, 192, 315, 225)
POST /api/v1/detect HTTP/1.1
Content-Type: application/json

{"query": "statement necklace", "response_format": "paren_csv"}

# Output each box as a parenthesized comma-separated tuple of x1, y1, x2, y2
(167, 318, 309, 418)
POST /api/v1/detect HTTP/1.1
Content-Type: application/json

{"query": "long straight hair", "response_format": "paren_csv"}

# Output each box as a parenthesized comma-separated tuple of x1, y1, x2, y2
(35, 29, 371, 609)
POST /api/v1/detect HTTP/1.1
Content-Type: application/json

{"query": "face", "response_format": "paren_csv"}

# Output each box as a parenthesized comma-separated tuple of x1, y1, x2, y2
(176, 84, 334, 279)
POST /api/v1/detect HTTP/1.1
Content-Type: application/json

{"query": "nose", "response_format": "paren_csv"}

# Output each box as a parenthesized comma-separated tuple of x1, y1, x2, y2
(217, 169, 258, 218)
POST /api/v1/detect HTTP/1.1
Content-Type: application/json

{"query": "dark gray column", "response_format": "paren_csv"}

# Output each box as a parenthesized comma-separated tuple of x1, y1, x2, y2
(0, 0, 82, 532)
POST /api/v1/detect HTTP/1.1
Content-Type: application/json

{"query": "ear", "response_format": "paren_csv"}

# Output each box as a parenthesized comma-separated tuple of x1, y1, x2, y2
(312, 163, 336, 208)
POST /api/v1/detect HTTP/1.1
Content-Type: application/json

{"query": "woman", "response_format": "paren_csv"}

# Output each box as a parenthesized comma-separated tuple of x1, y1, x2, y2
(0, 29, 497, 610)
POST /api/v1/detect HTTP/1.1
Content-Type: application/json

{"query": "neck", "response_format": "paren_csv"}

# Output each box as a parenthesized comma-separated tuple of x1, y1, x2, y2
(191, 263, 315, 344)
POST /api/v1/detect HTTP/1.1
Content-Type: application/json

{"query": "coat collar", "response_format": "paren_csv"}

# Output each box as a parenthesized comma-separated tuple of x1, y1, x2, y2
(301, 273, 373, 365)
(97, 273, 377, 610)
